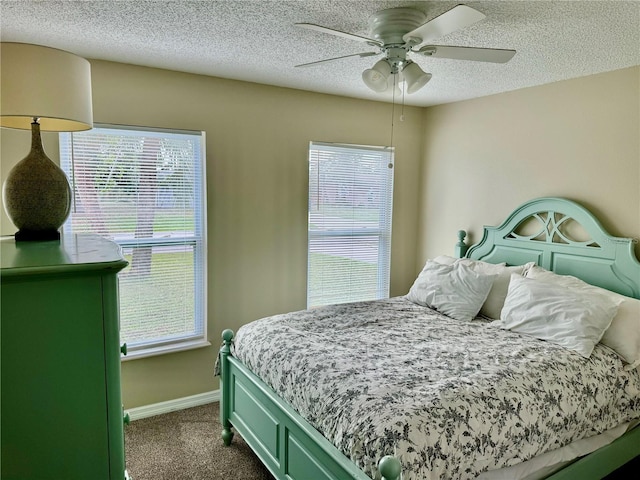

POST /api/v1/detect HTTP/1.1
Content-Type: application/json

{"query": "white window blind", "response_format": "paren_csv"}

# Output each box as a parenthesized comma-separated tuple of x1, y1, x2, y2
(308, 142, 394, 308)
(60, 125, 207, 358)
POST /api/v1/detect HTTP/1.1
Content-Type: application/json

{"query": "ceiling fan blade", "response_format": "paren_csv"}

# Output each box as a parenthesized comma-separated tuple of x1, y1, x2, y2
(295, 51, 380, 68)
(295, 23, 383, 47)
(403, 5, 486, 45)
(420, 45, 516, 63)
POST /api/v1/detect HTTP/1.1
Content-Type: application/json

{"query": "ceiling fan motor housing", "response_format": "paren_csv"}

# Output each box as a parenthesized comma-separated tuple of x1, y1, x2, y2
(368, 8, 427, 45)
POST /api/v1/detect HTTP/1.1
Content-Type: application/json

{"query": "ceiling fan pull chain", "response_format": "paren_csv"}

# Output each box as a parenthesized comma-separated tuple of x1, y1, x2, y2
(400, 82, 406, 122)
(389, 76, 396, 158)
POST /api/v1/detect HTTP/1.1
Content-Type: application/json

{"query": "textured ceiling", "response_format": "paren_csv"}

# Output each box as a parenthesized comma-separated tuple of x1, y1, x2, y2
(1, 0, 639, 107)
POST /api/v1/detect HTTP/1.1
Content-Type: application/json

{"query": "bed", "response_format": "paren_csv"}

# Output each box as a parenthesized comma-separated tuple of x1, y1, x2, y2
(218, 197, 640, 480)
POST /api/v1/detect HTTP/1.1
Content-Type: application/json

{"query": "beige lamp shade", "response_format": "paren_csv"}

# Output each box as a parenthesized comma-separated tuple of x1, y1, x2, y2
(0, 42, 93, 131)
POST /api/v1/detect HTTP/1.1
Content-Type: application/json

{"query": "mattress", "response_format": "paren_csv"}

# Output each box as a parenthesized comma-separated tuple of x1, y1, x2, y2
(233, 297, 640, 480)
(480, 420, 639, 479)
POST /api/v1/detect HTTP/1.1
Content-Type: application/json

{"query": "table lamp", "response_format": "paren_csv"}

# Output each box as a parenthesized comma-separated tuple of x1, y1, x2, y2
(1, 42, 93, 241)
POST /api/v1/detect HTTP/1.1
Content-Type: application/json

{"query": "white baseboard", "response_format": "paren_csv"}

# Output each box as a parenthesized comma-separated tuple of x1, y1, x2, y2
(126, 390, 220, 421)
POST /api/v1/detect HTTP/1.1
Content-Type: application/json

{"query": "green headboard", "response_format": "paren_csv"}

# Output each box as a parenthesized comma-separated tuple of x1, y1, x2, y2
(464, 197, 640, 299)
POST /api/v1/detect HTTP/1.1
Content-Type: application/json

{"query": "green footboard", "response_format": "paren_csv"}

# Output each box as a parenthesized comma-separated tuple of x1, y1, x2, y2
(219, 329, 401, 480)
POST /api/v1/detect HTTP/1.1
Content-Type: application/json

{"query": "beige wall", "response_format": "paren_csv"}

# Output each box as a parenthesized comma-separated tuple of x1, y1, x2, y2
(3, 62, 638, 408)
(418, 66, 640, 266)
(0, 61, 424, 408)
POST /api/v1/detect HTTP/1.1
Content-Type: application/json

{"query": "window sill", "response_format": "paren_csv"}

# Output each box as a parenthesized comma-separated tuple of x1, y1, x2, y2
(121, 339, 212, 361)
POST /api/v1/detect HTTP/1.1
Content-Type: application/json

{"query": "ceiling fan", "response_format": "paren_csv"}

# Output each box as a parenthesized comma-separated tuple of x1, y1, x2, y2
(295, 4, 516, 94)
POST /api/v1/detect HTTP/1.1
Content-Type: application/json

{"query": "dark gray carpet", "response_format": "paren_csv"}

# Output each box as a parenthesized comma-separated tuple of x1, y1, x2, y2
(125, 402, 273, 480)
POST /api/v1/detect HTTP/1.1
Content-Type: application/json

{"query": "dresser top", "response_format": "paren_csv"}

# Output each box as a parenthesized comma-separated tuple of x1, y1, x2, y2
(1, 233, 128, 277)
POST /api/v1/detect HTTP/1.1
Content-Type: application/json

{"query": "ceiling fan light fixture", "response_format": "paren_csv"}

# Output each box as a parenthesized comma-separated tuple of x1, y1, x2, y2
(362, 59, 392, 92)
(402, 61, 432, 94)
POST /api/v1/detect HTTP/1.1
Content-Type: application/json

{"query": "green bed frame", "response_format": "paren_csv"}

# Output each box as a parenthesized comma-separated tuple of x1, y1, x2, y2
(219, 197, 640, 480)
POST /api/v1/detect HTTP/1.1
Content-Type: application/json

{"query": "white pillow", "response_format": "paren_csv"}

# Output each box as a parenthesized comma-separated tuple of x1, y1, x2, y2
(406, 261, 496, 322)
(526, 265, 640, 369)
(431, 254, 458, 265)
(500, 274, 621, 358)
(457, 259, 535, 320)
(602, 298, 640, 369)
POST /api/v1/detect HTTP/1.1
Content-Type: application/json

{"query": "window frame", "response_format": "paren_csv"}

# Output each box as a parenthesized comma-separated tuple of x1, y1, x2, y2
(60, 123, 209, 360)
(307, 141, 394, 308)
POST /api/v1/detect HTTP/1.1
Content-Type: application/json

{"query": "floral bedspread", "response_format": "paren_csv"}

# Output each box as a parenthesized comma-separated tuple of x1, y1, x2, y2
(233, 297, 640, 480)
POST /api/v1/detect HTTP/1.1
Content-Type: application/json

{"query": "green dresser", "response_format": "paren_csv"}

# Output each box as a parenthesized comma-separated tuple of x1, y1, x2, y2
(1, 234, 130, 479)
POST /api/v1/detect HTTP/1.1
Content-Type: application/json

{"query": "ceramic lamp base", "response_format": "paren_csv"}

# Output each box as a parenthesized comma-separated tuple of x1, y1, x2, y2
(2, 121, 71, 241)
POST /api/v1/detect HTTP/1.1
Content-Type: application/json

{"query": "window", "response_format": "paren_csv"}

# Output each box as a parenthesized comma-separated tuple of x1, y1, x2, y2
(307, 142, 394, 308)
(60, 125, 207, 358)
